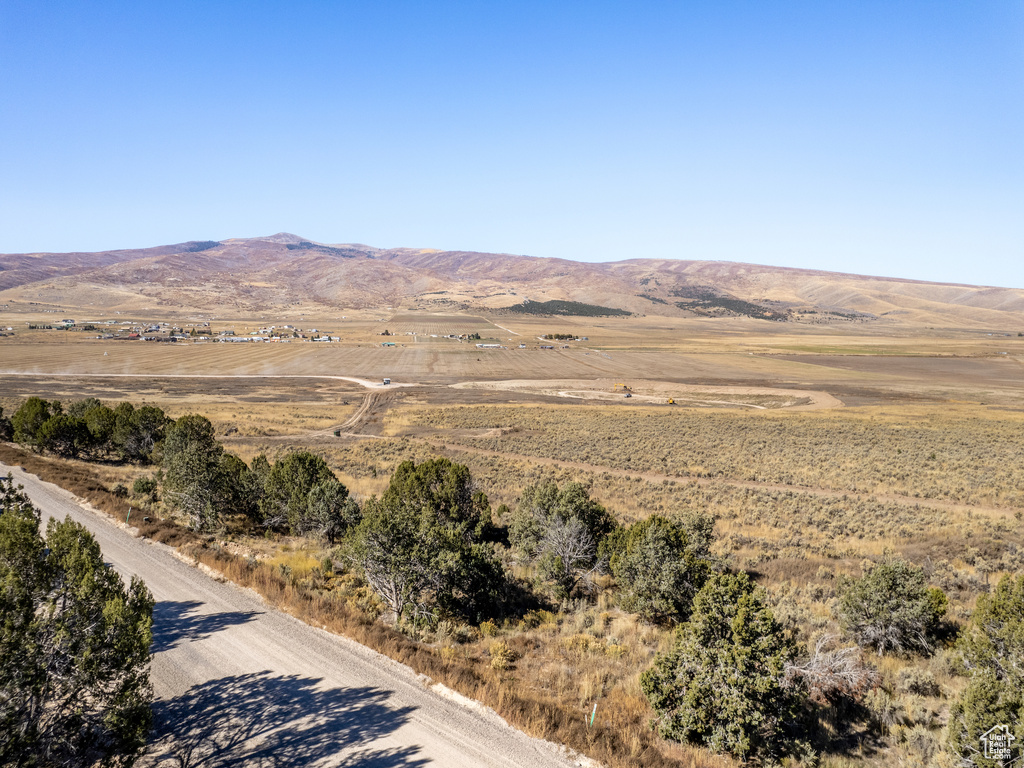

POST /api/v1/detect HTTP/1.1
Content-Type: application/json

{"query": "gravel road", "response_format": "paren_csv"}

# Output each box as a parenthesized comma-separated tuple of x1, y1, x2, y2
(1, 461, 584, 768)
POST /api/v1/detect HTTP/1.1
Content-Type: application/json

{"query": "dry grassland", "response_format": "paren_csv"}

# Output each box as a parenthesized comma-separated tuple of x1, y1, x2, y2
(3, 313, 1024, 767)
(393, 403, 1024, 507)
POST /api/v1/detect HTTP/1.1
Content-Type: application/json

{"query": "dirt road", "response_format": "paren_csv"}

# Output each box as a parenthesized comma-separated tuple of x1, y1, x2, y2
(1, 462, 584, 768)
(0, 371, 413, 389)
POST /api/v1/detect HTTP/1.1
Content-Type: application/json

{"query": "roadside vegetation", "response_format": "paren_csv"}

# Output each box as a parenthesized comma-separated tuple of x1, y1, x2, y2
(2, 394, 1023, 767)
(0, 473, 154, 767)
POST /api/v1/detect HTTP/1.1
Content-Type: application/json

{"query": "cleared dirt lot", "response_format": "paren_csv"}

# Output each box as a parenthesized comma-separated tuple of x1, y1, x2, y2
(452, 379, 843, 410)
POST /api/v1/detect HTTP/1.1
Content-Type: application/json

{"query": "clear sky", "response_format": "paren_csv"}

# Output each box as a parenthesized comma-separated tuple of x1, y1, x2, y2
(1, 1, 1022, 287)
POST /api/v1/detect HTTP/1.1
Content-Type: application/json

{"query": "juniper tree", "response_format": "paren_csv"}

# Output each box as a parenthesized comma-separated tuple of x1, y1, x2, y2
(641, 571, 800, 761)
(304, 479, 360, 544)
(12, 396, 59, 450)
(611, 514, 715, 624)
(162, 414, 225, 531)
(509, 480, 617, 597)
(259, 451, 337, 533)
(837, 557, 947, 656)
(0, 474, 154, 767)
(947, 573, 1024, 767)
(0, 407, 12, 442)
(346, 459, 504, 624)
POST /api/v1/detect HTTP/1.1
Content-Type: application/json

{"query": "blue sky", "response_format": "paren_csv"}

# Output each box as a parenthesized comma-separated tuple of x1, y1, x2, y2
(1, 1, 1022, 287)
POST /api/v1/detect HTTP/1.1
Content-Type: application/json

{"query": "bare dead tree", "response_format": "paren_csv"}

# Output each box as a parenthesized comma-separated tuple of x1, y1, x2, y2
(784, 634, 879, 704)
(539, 516, 603, 597)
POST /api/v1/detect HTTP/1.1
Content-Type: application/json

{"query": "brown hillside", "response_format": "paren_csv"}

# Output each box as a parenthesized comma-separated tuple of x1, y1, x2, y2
(1, 234, 1022, 328)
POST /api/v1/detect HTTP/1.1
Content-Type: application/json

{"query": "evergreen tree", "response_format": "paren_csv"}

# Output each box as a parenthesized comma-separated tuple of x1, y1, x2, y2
(641, 572, 800, 761)
(0, 406, 12, 442)
(162, 414, 224, 531)
(948, 573, 1024, 767)
(837, 557, 947, 656)
(0, 474, 153, 767)
(379, 457, 492, 542)
(37, 413, 92, 458)
(112, 403, 169, 463)
(305, 479, 359, 544)
(83, 403, 117, 455)
(611, 514, 715, 624)
(346, 459, 503, 624)
(509, 480, 617, 597)
(12, 397, 59, 450)
(260, 451, 337, 533)
(65, 397, 103, 420)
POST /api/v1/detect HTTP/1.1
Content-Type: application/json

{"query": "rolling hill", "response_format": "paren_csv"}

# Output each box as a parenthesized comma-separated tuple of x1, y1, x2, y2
(1, 233, 1022, 328)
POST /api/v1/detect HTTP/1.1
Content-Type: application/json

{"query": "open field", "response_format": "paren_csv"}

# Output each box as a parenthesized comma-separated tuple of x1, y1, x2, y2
(3, 308, 1024, 767)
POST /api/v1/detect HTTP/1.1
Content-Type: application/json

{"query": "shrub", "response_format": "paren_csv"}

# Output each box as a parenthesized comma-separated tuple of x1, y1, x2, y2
(489, 640, 518, 670)
(837, 558, 946, 656)
(896, 667, 940, 697)
(133, 476, 158, 498)
(479, 619, 498, 637)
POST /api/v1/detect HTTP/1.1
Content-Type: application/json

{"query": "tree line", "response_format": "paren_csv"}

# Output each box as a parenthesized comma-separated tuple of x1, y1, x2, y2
(2, 397, 169, 462)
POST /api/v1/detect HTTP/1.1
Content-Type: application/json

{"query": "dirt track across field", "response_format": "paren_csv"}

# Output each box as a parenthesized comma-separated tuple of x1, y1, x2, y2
(0, 370, 415, 389)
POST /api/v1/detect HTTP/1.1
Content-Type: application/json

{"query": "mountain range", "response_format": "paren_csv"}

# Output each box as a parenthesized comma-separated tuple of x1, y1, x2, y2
(2, 233, 1022, 327)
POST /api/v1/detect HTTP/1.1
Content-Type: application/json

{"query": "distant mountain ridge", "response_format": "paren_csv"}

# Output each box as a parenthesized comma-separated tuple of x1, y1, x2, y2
(2, 233, 1022, 327)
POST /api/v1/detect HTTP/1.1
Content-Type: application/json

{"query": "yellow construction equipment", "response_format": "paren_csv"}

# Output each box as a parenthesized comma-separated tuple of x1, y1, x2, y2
(667, 398, 675, 404)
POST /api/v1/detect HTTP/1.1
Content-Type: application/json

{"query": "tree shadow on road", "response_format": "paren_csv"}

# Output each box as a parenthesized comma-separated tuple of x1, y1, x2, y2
(151, 600, 262, 653)
(142, 671, 426, 768)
